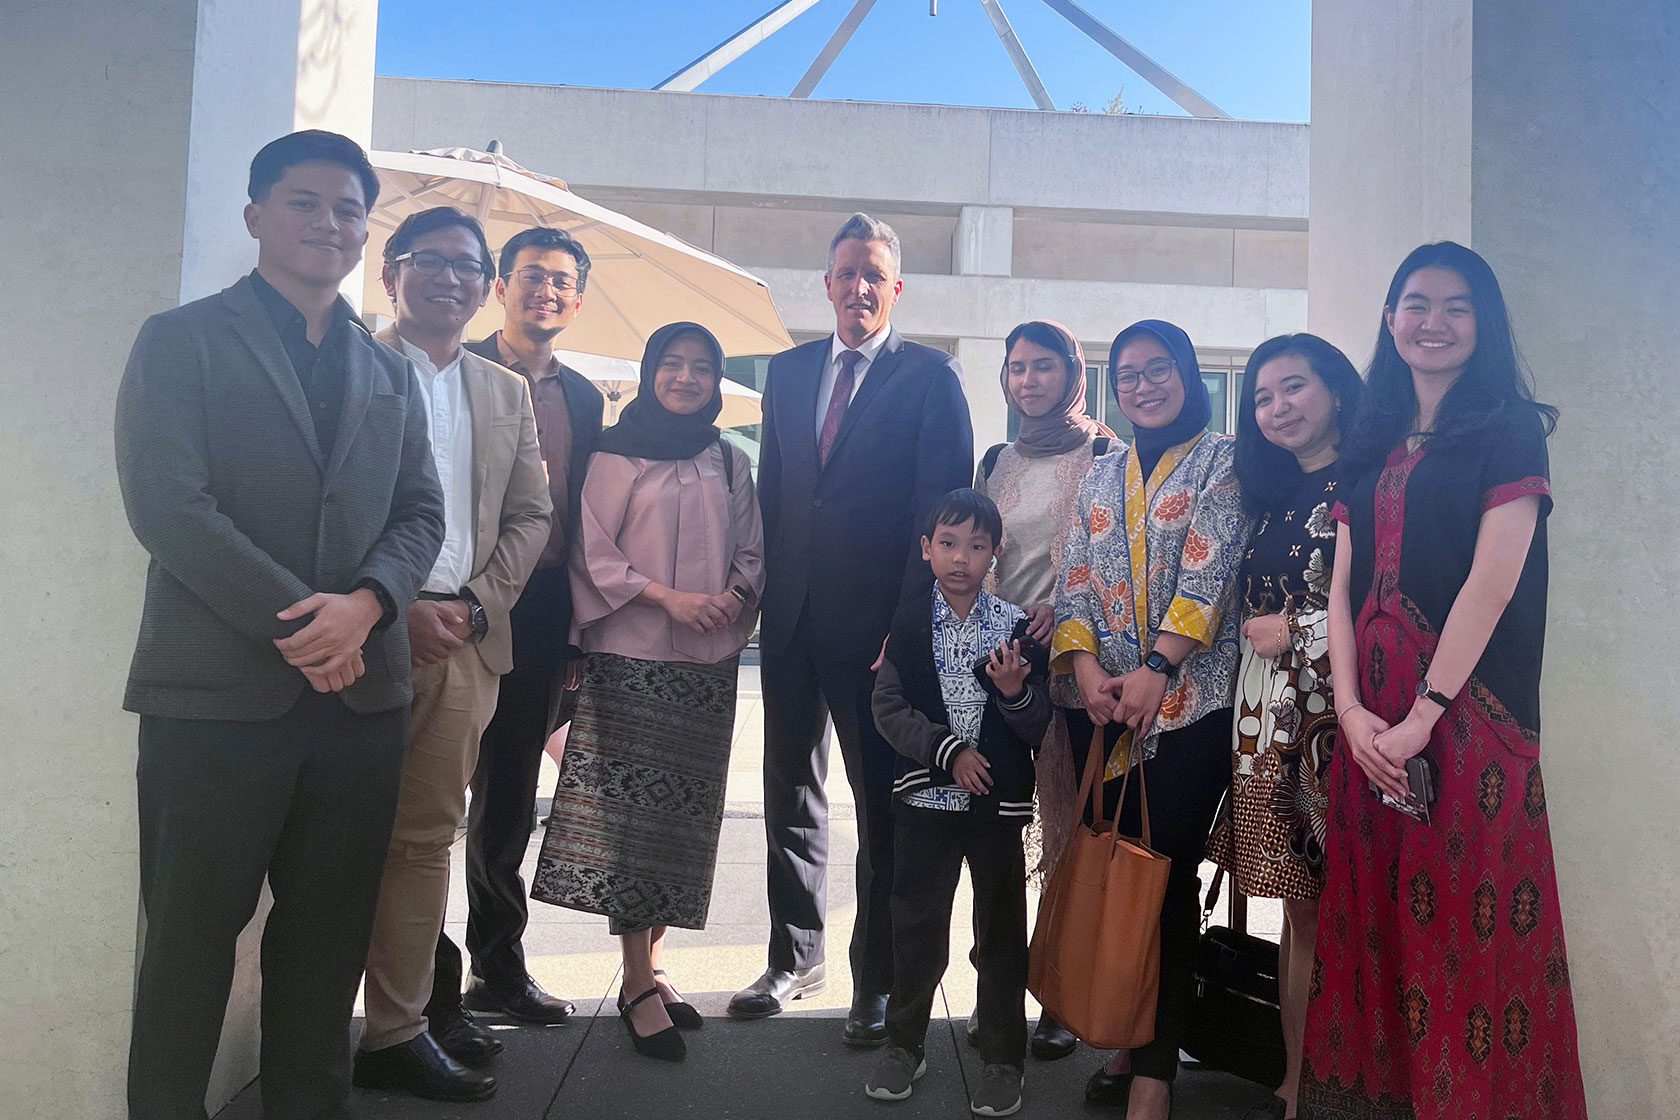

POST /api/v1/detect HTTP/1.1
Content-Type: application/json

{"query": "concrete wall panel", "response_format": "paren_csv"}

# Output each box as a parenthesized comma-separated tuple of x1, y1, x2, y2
(1233, 229, 1308, 290)
(0, 1, 198, 1116)
(1012, 219, 1236, 286)
(1309, 2, 1680, 1115)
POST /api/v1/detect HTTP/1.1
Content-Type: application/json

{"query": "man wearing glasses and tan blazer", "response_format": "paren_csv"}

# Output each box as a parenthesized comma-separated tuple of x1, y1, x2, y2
(352, 206, 552, 1103)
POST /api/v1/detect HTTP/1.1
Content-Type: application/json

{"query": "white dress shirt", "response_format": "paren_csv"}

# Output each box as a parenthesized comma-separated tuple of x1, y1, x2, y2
(813, 325, 890, 438)
(398, 335, 476, 594)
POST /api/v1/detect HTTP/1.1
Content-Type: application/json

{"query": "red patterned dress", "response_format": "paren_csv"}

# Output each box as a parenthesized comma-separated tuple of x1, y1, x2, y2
(1300, 408, 1587, 1120)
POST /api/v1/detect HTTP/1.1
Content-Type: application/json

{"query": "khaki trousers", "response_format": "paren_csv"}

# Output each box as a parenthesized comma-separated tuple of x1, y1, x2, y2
(362, 647, 500, 1050)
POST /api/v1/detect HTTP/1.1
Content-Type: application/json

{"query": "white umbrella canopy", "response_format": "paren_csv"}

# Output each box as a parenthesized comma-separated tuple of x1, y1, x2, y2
(363, 147, 792, 360)
(554, 349, 763, 430)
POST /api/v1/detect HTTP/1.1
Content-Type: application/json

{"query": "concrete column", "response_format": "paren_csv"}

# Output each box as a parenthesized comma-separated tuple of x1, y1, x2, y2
(0, 3, 377, 1117)
(1309, 4, 1679, 1117)
(952, 205, 1014, 277)
(955, 337, 1010, 453)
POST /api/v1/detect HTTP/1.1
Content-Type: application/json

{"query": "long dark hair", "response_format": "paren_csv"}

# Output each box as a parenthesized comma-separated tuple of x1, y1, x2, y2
(1346, 241, 1557, 467)
(1235, 333, 1364, 516)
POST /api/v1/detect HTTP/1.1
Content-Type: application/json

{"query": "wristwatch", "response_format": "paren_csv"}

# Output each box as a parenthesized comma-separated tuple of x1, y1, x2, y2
(464, 597, 488, 640)
(1143, 650, 1179, 680)
(1415, 679, 1453, 708)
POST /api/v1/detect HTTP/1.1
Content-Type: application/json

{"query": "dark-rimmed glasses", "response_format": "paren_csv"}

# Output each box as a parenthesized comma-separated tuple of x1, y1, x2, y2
(1113, 358, 1177, 394)
(508, 267, 580, 295)
(389, 250, 491, 281)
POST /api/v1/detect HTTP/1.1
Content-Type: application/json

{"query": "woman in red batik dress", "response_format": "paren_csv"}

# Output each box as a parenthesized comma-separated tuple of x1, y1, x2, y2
(1300, 241, 1587, 1120)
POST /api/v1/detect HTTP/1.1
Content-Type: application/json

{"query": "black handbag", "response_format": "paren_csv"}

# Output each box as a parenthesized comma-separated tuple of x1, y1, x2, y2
(1180, 864, 1287, 1087)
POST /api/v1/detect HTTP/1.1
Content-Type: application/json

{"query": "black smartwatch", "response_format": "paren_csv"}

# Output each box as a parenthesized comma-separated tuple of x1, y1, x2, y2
(1143, 650, 1178, 680)
(1416, 679, 1452, 709)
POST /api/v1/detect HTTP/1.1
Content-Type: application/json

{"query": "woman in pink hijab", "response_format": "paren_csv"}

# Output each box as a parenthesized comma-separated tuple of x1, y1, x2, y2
(970, 320, 1116, 1061)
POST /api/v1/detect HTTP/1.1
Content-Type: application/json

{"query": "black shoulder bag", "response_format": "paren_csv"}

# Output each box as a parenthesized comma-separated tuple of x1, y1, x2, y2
(1180, 862, 1288, 1087)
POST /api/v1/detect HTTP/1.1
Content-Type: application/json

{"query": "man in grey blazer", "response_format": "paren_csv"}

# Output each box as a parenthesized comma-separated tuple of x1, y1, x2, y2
(115, 131, 445, 1120)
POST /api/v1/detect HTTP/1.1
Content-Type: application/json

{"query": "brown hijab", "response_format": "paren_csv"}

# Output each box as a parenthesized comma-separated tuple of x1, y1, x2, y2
(1000, 320, 1114, 457)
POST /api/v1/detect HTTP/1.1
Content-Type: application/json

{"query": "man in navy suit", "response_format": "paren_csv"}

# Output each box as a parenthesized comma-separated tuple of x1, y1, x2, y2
(728, 214, 974, 1046)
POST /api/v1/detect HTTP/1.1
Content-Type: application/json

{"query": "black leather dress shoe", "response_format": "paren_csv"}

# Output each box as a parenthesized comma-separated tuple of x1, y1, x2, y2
(726, 964, 828, 1019)
(353, 1032, 497, 1102)
(842, 992, 890, 1049)
(431, 1004, 504, 1067)
(1084, 1065, 1133, 1106)
(1030, 1012, 1077, 1060)
(463, 975, 575, 1025)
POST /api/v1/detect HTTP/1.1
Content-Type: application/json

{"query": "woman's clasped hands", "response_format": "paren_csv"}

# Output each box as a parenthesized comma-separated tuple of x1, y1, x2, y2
(649, 585, 744, 634)
(1072, 652, 1168, 738)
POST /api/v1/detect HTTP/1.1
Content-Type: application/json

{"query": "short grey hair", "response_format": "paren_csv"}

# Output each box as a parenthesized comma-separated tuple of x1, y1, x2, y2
(827, 212, 902, 277)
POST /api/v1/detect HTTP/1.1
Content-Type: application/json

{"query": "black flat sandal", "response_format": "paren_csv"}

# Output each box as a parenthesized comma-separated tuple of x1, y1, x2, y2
(1084, 1065, 1133, 1106)
(620, 987, 687, 1062)
(654, 969, 704, 1031)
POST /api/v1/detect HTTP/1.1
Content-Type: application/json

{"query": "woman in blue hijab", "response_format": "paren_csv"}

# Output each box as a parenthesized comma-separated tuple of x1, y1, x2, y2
(1050, 320, 1252, 1119)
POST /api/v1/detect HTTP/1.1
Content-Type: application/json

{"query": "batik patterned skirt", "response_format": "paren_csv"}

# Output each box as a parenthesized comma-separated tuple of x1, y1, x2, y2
(1299, 602, 1586, 1120)
(1208, 631, 1335, 900)
(531, 652, 739, 932)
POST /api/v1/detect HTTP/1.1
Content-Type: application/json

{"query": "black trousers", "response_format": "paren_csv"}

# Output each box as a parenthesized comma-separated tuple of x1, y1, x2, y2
(760, 613, 897, 996)
(129, 691, 406, 1120)
(428, 656, 559, 1015)
(887, 809, 1030, 1067)
(1062, 706, 1232, 1083)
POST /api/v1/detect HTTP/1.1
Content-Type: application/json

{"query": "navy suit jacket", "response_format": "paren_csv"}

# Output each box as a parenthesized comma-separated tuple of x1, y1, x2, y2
(757, 327, 974, 666)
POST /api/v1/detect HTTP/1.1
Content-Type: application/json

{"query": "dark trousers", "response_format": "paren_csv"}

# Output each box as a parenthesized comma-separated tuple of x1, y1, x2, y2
(887, 809, 1029, 1067)
(760, 613, 897, 996)
(129, 691, 406, 1120)
(428, 656, 558, 1015)
(1063, 706, 1232, 1082)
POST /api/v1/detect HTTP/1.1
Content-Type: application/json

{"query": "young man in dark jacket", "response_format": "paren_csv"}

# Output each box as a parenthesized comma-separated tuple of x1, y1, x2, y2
(866, 489, 1050, 1117)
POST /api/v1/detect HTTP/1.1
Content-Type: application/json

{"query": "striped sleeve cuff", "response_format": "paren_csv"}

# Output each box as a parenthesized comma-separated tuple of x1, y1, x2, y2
(934, 735, 968, 772)
(997, 688, 1033, 711)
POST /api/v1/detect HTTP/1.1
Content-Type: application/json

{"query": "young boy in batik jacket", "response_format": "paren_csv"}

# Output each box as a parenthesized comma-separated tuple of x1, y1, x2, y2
(864, 488, 1051, 1118)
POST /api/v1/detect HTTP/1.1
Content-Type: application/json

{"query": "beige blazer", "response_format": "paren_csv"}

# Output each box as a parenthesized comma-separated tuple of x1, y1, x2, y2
(376, 326, 552, 675)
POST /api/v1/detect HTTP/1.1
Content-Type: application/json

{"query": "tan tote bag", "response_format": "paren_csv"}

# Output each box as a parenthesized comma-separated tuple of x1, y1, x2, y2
(1027, 726, 1172, 1049)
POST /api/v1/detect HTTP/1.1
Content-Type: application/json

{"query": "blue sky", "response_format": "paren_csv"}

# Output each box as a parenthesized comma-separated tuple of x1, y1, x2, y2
(376, 0, 1309, 121)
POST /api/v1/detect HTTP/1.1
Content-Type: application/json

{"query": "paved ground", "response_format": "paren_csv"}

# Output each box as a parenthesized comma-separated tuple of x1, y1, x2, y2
(218, 666, 1279, 1119)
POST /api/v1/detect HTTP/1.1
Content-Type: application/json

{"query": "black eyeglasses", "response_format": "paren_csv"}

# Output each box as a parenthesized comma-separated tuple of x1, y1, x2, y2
(389, 250, 491, 281)
(1113, 358, 1177, 394)
(507, 267, 580, 295)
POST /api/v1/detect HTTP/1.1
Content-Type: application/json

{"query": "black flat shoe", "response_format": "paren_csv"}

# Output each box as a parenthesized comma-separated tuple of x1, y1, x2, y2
(1029, 1013, 1076, 1061)
(463, 974, 575, 1025)
(352, 1032, 497, 1102)
(621, 987, 686, 1062)
(1084, 1065, 1133, 1106)
(654, 969, 703, 1030)
(431, 1004, 504, 1067)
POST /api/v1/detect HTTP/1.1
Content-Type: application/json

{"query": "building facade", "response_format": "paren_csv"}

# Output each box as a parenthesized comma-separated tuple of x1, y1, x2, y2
(372, 78, 1310, 453)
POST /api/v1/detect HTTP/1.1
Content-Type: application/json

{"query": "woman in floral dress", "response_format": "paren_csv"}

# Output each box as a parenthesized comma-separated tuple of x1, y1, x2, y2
(1210, 333, 1363, 1119)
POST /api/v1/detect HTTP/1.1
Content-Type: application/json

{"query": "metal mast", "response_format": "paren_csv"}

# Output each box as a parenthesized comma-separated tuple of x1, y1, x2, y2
(655, 0, 1228, 119)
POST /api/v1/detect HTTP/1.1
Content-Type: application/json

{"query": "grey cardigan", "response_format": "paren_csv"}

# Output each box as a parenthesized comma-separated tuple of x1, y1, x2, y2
(115, 276, 445, 719)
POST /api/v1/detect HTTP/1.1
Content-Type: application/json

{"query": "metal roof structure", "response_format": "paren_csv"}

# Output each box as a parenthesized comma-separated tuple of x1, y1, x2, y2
(654, 0, 1228, 117)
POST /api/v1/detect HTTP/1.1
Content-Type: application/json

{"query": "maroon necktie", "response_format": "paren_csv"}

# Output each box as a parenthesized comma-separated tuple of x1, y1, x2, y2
(818, 349, 863, 465)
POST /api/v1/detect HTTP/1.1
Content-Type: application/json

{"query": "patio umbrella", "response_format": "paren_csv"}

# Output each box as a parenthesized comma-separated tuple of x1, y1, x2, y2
(364, 147, 792, 360)
(555, 350, 764, 430)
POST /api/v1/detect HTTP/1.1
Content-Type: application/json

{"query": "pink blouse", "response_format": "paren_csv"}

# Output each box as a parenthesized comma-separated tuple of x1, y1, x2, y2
(569, 442, 764, 664)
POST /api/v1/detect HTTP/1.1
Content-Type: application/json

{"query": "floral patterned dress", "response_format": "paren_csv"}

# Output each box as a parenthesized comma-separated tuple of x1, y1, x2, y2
(1209, 464, 1341, 900)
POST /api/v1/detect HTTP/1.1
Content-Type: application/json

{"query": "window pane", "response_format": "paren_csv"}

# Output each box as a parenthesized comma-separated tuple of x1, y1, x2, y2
(1203, 373, 1228, 434)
